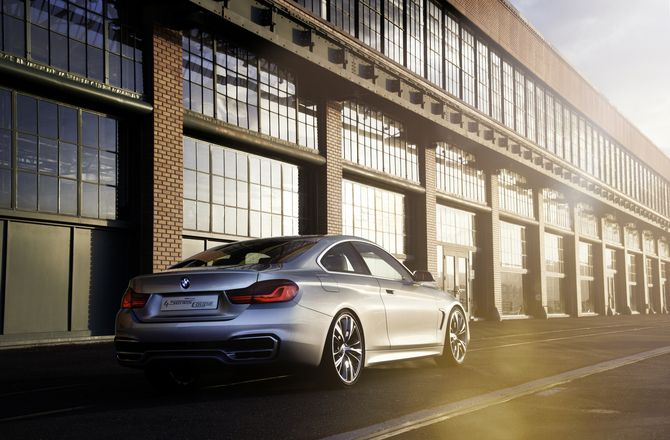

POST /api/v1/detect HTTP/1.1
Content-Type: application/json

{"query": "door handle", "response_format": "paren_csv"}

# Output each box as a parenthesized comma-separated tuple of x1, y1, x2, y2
(386, 289, 395, 294)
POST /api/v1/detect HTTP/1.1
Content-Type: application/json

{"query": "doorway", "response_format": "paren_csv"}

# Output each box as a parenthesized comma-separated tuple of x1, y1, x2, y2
(437, 246, 471, 314)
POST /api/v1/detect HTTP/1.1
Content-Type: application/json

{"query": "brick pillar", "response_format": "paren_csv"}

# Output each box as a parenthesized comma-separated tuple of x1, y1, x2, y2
(414, 143, 437, 274)
(317, 99, 343, 235)
(143, 22, 183, 273)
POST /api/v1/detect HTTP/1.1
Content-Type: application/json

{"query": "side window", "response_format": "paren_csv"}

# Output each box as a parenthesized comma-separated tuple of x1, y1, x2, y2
(320, 243, 369, 274)
(352, 242, 412, 281)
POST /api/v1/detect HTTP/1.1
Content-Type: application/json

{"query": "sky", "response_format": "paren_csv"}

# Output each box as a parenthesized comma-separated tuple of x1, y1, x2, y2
(508, 0, 670, 158)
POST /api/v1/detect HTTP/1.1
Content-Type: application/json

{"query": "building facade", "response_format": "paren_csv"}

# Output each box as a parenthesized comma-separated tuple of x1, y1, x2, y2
(1, 0, 669, 346)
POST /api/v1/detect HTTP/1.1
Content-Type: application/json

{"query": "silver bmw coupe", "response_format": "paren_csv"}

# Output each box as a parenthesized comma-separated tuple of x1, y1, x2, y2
(115, 235, 469, 389)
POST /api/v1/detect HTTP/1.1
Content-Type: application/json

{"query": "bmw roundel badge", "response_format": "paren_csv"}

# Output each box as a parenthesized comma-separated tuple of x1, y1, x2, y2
(180, 277, 191, 289)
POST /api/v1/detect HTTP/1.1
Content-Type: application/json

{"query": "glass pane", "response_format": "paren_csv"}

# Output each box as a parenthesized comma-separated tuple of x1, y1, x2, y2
(69, 5, 86, 41)
(17, 171, 37, 210)
(17, 95, 38, 134)
(81, 147, 98, 182)
(0, 129, 11, 167)
(59, 178, 77, 214)
(59, 106, 77, 143)
(87, 46, 104, 81)
(50, 32, 68, 70)
(4, 15, 26, 57)
(31, 25, 49, 64)
(196, 142, 209, 172)
(50, 0, 68, 34)
(183, 169, 196, 200)
(39, 175, 58, 212)
(17, 133, 38, 172)
(108, 53, 120, 87)
(99, 151, 116, 185)
(39, 138, 59, 174)
(87, 11, 103, 48)
(99, 117, 117, 151)
(82, 112, 99, 147)
(59, 142, 77, 178)
(82, 182, 98, 217)
(183, 138, 196, 170)
(0, 168, 11, 207)
(0, 89, 10, 129)
(31, 0, 49, 26)
(99, 185, 116, 219)
(212, 204, 223, 233)
(39, 101, 58, 138)
(183, 199, 196, 229)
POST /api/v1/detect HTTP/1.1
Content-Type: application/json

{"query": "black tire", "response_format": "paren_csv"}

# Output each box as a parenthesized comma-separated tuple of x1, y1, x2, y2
(435, 307, 468, 367)
(144, 366, 201, 390)
(315, 311, 365, 389)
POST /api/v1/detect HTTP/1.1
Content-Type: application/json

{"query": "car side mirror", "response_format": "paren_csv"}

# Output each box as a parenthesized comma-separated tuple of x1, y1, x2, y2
(413, 270, 435, 282)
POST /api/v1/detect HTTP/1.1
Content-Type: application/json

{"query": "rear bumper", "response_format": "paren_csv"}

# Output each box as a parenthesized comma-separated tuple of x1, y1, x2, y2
(114, 303, 331, 373)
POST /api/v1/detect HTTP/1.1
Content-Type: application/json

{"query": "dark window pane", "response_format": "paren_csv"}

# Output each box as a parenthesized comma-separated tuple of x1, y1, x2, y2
(0, 129, 11, 167)
(81, 147, 98, 182)
(100, 185, 115, 219)
(69, 39, 87, 76)
(17, 171, 37, 210)
(31, 0, 49, 26)
(17, 95, 38, 133)
(71, 0, 85, 8)
(31, 25, 50, 64)
(135, 61, 143, 94)
(122, 56, 134, 90)
(69, 5, 87, 41)
(0, 168, 11, 207)
(0, 89, 10, 129)
(4, 0, 25, 19)
(122, 27, 134, 58)
(87, 46, 104, 81)
(99, 151, 116, 185)
(59, 178, 77, 214)
(17, 133, 38, 171)
(87, 11, 103, 47)
(50, 33, 69, 70)
(39, 101, 58, 138)
(4, 15, 26, 57)
(108, 53, 120, 87)
(108, 21, 121, 54)
(59, 106, 77, 143)
(135, 36, 143, 62)
(100, 117, 116, 152)
(59, 141, 77, 178)
(39, 138, 58, 174)
(81, 112, 98, 147)
(39, 175, 58, 212)
(82, 182, 98, 217)
(88, 0, 103, 15)
(50, 0, 68, 34)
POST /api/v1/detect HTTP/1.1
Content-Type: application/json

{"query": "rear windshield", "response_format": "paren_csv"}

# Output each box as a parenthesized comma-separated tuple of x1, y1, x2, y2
(170, 239, 317, 269)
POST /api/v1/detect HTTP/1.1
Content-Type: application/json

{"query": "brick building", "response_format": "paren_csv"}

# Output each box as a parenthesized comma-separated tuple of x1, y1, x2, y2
(1, 0, 669, 346)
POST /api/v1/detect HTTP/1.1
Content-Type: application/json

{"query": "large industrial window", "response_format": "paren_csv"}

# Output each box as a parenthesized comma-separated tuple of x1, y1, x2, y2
(329, 0, 356, 36)
(342, 180, 405, 255)
(435, 143, 486, 203)
(498, 169, 534, 218)
(445, 14, 460, 98)
(501, 221, 526, 316)
(183, 137, 300, 238)
(543, 188, 570, 229)
(525, 78, 535, 142)
(476, 40, 489, 115)
(436, 204, 476, 247)
(502, 61, 514, 130)
(426, 1, 443, 89)
(0, 88, 123, 219)
(626, 226, 641, 252)
(358, 0, 381, 51)
(628, 253, 639, 312)
(535, 85, 545, 148)
(1, 0, 143, 93)
(545, 93, 555, 154)
(604, 215, 622, 245)
(490, 51, 502, 123)
(342, 100, 418, 182)
(514, 69, 525, 137)
(460, 27, 476, 107)
(545, 233, 565, 314)
(406, 0, 424, 77)
(577, 203, 598, 239)
(643, 231, 656, 255)
(183, 31, 317, 149)
(580, 242, 594, 313)
(384, 0, 404, 65)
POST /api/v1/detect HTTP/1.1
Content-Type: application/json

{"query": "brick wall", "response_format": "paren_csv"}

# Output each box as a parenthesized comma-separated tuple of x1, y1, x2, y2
(147, 22, 183, 272)
(318, 99, 344, 235)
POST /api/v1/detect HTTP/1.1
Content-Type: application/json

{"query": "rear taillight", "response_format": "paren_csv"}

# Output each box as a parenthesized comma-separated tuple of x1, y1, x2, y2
(121, 287, 151, 309)
(226, 280, 299, 304)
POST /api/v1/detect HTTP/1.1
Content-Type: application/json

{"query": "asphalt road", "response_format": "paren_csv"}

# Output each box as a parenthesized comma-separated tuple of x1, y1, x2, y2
(2, 314, 670, 439)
